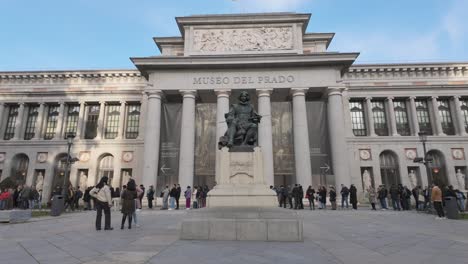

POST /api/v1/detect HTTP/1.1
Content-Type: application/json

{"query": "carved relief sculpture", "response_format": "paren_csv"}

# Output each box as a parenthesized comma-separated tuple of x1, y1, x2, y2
(35, 172, 44, 192)
(79, 172, 88, 192)
(192, 27, 293, 53)
(408, 170, 417, 189)
(362, 169, 372, 191)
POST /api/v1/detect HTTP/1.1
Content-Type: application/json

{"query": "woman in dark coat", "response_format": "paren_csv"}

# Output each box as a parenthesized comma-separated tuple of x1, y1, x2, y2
(120, 179, 137, 229)
(350, 184, 358, 210)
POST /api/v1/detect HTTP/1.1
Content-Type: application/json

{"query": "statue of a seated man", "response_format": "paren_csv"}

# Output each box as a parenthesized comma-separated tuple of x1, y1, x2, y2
(219, 91, 261, 150)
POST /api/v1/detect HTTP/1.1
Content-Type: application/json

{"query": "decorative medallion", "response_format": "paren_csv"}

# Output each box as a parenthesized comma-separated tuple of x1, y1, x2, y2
(122, 151, 134, 163)
(405, 148, 418, 160)
(359, 149, 371, 161)
(452, 148, 465, 160)
(36, 152, 48, 163)
(0, 152, 5, 163)
(79, 151, 91, 162)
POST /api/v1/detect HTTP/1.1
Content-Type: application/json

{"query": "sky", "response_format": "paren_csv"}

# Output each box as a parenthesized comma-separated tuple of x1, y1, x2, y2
(1, 0, 467, 71)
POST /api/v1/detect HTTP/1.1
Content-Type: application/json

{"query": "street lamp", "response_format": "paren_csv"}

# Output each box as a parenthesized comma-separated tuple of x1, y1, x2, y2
(61, 133, 76, 196)
(414, 132, 433, 184)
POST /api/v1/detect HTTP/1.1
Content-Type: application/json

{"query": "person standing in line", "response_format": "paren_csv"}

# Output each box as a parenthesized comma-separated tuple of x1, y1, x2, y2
(319, 186, 327, 209)
(161, 185, 170, 210)
(74, 186, 83, 211)
(412, 186, 420, 211)
(298, 185, 304, 209)
(146, 185, 155, 209)
(90, 176, 113, 231)
(292, 184, 299, 209)
(287, 185, 294, 209)
(349, 184, 358, 210)
(431, 183, 446, 219)
(455, 189, 465, 212)
(329, 186, 337, 210)
(377, 185, 388, 210)
(29, 186, 39, 209)
(120, 179, 137, 229)
(192, 186, 198, 209)
(83, 187, 92, 210)
(184, 186, 191, 209)
(175, 184, 181, 210)
(306, 186, 315, 210)
(169, 184, 177, 210)
(340, 184, 349, 209)
(367, 186, 377, 210)
(390, 184, 401, 211)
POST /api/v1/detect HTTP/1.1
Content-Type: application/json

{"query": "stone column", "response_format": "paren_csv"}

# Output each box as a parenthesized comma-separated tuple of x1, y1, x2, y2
(431, 96, 444, 136)
(75, 101, 86, 139)
(257, 89, 275, 186)
(291, 88, 312, 187)
(327, 87, 351, 188)
(365, 97, 376, 136)
(453, 96, 467, 136)
(32, 103, 45, 140)
(13, 103, 25, 140)
(408, 96, 420, 136)
(96, 101, 106, 139)
(54, 102, 65, 139)
(386, 97, 399, 136)
(215, 90, 230, 146)
(178, 90, 197, 189)
(142, 90, 162, 189)
(116, 100, 126, 139)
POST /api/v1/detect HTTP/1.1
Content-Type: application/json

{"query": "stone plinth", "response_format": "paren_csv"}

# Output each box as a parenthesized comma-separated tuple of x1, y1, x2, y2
(207, 147, 277, 207)
(0, 210, 32, 223)
(180, 207, 303, 241)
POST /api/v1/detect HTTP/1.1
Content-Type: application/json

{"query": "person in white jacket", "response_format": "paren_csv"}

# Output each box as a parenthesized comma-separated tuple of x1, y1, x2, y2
(91, 176, 113, 230)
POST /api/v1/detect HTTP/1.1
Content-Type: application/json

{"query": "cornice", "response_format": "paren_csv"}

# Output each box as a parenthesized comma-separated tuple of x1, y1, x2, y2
(0, 69, 142, 81)
(345, 62, 468, 82)
(132, 52, 359, 78)
(303, 33, 335, 48)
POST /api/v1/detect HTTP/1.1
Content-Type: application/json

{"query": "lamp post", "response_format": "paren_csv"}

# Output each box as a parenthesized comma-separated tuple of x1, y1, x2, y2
(414, 132, 432, 184)
(62, 133, 76, 196)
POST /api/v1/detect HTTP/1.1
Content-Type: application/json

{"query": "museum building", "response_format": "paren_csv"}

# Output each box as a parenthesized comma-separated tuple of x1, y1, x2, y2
(0, 13, 467, 201)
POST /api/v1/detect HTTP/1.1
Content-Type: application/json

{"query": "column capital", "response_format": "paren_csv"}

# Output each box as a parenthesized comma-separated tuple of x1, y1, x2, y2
(290, 88, 308, 97)
(453, 95, 461, 99)
(214, 89, 231, 98)
(256, 89, 273, 97)
(431, 95, 439, 100)
(408, 96, 417, 100)
(99, 100, 106, 105)
(386, 96, 394, 101)
(179, 89, 197, 98)
(119, 100, 127, 105)
(145, 90, 162, 99)
(365, 96, 372, 101)
(18, 102, 25, 106)
(327, 86, 345, 96)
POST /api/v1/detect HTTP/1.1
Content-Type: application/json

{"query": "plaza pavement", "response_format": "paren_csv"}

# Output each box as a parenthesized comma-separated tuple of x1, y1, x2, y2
(0, 208, 467, 264)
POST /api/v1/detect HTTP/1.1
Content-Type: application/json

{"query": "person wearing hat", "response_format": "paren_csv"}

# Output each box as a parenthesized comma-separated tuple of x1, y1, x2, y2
(90, 176, 113, 230)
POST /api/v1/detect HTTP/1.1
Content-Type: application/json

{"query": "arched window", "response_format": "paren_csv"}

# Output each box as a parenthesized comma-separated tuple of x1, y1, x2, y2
(10, 154, 29, 185)
(379, 151, 400, 187)
(426, 150, 448, 186)
(98, 155, 114, 185)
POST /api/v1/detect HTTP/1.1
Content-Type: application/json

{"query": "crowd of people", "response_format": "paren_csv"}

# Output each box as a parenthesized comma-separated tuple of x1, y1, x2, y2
(0, 185, 41, 210)
(271, 182, 466, 220)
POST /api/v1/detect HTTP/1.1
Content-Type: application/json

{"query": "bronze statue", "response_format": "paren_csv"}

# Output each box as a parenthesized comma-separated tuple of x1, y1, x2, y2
(218, 91, 261, 151)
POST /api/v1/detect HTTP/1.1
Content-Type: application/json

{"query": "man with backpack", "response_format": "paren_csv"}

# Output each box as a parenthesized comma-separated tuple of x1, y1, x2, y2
(340, 184, 349, 209)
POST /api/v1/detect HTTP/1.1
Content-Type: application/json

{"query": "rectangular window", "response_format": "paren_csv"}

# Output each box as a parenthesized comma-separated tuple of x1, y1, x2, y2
(461, 99, 468, 133)
(438, 99, 455, 135)
(64, 104, 80, 138)
(44, 105, 59, 140)
(349, 101, 367, 136)
(415, 99, 433, 135)
(24, 105, 39, 140)
(372, 101, 388, 136)
(104, 104, 120, 139)
(84, 105, 100, 139)
(125, 104, 141, 139)
(393, 100, 410, 136)
(4, 105, 19, 140)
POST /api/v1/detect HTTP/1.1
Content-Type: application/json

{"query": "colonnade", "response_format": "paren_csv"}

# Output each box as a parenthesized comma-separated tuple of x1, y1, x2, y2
(142, 87, 349, 190)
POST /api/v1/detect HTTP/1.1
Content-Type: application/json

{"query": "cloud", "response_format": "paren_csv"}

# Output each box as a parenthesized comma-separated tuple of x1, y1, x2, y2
(231, 0, 309, 12)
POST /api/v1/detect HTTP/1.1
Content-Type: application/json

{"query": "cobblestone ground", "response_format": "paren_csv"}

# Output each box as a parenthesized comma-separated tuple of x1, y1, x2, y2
(1, 208, 467, 264)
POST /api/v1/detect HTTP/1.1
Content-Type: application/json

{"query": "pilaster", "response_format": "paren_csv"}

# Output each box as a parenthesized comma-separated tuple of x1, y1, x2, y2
(257, 88, 275, 186)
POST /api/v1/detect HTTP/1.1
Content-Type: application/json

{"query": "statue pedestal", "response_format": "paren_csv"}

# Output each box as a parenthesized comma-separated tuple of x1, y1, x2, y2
(207, 147, 277, 207)
(181, 147, 302, 241)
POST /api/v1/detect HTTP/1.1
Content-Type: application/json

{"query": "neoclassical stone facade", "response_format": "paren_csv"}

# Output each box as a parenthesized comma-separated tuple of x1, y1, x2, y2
(0, 13, 467, 201)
